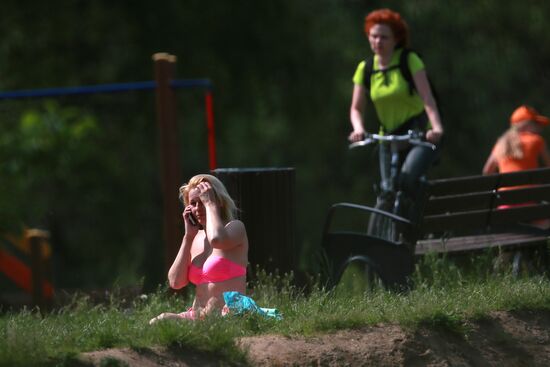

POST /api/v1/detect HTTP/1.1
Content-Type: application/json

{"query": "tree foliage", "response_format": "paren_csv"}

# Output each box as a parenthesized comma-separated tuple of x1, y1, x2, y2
(1, 0, 549, 288)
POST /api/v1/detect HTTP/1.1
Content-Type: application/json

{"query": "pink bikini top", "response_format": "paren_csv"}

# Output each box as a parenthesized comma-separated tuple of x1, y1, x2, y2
(188, 255, 247, 285)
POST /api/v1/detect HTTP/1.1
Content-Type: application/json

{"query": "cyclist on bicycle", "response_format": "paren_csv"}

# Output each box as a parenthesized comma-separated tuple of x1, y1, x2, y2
(348, 8, 444, 221)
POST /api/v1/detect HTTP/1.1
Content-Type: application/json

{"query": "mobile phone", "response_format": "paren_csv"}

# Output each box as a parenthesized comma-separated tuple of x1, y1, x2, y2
(188, 213, 203, 229)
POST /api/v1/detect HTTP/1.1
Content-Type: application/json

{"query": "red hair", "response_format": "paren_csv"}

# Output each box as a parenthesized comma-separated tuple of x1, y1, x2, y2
(364, 9, 409, 48)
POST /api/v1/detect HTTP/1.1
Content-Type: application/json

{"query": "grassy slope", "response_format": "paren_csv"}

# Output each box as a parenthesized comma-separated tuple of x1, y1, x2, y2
(2, 257, 550, 366)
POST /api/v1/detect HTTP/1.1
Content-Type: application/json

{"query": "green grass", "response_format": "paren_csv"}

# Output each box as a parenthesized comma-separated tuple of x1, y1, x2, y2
(2, 255, 550, 366)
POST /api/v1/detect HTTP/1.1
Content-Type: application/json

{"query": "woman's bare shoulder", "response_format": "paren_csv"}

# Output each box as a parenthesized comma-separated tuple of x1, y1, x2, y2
(225, 220, 248, 246)
(226, 219, 246, 230)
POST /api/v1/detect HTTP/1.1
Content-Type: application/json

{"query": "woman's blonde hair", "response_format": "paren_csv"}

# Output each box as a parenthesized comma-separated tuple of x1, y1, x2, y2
(179, 174, 237, 222)
(493, 124, 524, 160)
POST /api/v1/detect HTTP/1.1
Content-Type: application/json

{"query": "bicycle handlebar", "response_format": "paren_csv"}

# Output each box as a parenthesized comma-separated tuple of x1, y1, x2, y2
(349, 130, 436, 150)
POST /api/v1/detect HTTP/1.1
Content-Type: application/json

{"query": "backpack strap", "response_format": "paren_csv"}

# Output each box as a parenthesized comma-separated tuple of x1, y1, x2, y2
(400, 49, 442, 115)
(398, 48, 416, 96)
(362, 49, 442, 123)
(363, 57, 374, 92)
(363, 48, 416, 95)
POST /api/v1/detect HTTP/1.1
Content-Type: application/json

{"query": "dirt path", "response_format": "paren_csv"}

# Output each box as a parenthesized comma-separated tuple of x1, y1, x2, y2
(79, 310, 550, 366)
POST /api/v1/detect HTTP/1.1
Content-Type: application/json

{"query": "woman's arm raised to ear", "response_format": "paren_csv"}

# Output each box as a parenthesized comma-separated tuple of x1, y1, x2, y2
(204, 202, 246, 250)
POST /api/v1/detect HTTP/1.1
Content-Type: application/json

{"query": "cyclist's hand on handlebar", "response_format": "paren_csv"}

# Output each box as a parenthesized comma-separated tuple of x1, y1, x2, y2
(348, 129, 366, 142)
(426, 129, 443, 144)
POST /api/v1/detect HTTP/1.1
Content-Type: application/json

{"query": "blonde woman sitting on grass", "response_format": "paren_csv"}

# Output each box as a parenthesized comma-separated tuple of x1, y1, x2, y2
(150, 174, 248, 323)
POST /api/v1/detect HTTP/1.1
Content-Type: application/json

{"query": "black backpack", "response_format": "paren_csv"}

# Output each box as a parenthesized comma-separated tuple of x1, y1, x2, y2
(363, 48, 440, 106)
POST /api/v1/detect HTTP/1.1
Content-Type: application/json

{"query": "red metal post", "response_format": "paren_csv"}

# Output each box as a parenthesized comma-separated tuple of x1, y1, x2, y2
(205, 91, 217, 170)
(153, 53, 183, 274)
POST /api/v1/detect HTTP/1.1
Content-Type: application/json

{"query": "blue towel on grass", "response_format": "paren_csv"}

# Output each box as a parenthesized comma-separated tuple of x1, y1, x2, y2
(223, 291, 282, 320)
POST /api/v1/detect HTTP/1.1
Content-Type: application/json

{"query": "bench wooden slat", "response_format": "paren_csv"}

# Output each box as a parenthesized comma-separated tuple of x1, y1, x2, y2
(422, 209, 490, 233)
(499, 168, 550, 187)
(490, 203, 550, 225)
(424, 191, 495, 215)
(426, 167, 550, 196)
(422, 203, 550, 233)
(496, 184, 550, 205)
(426, 175, 499, 197)
(415, 232, 549, 255)
(424, 184, 550, 216)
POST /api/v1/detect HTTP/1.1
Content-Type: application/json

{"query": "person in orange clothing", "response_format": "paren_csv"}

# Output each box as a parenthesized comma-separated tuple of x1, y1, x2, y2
(483, 105, 550, 175)
(483, 104, 550, 230)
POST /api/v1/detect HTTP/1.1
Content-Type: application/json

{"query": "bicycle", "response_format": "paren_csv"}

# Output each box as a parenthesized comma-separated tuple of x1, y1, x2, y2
(349, 130, 436, 243)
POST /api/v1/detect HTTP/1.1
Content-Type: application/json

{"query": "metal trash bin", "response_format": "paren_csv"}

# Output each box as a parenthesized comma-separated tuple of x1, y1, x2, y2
(213, 168, 296, 276)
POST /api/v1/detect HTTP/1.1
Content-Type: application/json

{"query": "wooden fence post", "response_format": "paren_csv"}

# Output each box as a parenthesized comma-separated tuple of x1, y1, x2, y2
(27, 229, 52, 311)
(153, 53, 183, 274)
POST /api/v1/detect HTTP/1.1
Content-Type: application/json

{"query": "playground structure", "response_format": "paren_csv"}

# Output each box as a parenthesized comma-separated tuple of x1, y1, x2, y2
(0, 53, 215, 307)
(0, 229, 53, 310)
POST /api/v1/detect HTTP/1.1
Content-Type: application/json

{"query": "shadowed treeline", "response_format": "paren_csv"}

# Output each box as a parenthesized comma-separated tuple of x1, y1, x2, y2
(1, 0, 549, 289)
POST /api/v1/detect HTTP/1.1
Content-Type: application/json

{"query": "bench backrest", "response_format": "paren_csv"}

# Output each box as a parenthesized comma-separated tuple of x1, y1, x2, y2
(418, 168, 550, 234)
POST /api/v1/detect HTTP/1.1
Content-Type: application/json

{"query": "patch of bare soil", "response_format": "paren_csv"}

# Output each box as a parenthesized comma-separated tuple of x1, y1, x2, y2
(78, 346, 223, 367)
(79, 310, 550, 366)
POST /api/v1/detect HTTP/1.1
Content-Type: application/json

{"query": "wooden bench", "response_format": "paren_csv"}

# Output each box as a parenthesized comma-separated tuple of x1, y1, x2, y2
(321, 167, 550, 289)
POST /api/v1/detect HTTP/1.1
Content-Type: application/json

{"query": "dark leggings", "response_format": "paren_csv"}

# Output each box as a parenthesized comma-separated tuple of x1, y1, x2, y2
(377, 142, 441, 218)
